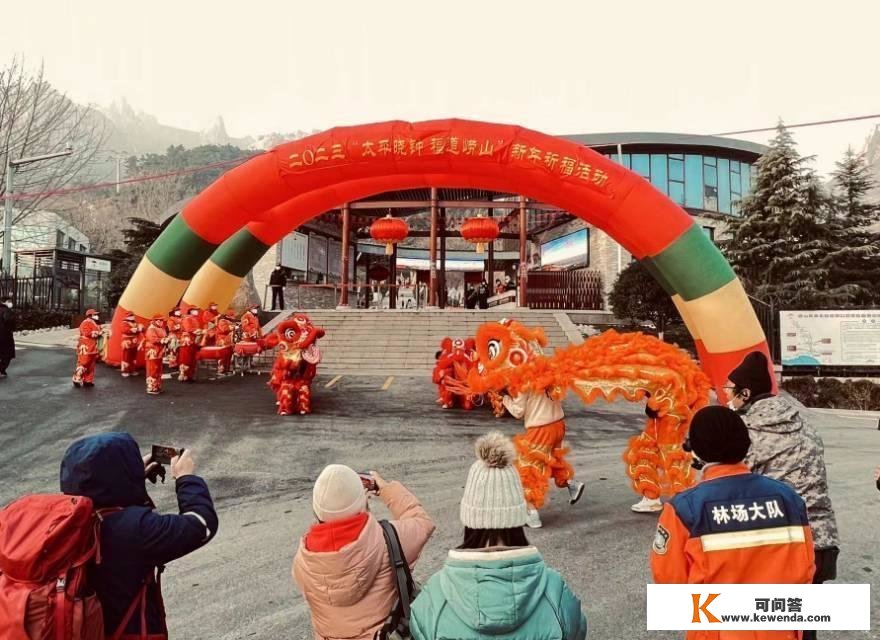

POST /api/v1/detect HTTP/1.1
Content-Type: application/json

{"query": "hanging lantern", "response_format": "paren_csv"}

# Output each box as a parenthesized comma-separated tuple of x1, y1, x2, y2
(460, 213, 500, 253)
(369, 214, 409, 255)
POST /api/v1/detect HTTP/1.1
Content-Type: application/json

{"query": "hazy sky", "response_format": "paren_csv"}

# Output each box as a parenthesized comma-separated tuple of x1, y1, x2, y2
(2, 1, 878, 175)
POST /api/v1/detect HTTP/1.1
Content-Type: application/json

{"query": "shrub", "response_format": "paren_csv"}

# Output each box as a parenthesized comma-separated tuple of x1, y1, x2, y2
(782, 376, 880, 411)
(12, 309, 75, 332)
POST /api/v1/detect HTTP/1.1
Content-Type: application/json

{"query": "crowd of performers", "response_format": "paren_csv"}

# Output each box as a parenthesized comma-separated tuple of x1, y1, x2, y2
(72, 304, 326, 415)
(435, 318, 711, 529)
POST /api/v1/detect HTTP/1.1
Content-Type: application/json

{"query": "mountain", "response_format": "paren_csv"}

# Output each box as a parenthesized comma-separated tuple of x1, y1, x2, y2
(99, 98, 315, 155)
(863, 123, 880, 203)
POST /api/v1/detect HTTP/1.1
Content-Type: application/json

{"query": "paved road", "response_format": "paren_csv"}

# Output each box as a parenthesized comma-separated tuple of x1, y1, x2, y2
(1, 347, 878, 639)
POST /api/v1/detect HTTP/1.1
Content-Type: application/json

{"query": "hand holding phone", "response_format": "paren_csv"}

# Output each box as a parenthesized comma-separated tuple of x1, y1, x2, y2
(357, 472, 379, 494)
(151, 444, 183, 465)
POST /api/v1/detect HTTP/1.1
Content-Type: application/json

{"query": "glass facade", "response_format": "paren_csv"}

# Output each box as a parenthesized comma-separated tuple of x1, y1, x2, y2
(607, 151, 753, 215)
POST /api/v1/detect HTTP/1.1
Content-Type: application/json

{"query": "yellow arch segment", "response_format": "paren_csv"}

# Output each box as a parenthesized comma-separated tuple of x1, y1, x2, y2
(182, 260, 245, 310)
(118, 258, 190, 317)
(671, 294, 700, 341)
(679, 279, 765, 353)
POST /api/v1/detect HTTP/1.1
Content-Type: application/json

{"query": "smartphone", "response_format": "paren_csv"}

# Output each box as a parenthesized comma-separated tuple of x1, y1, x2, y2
(357, 472, 378, 493)
(151, 444, 183, 465)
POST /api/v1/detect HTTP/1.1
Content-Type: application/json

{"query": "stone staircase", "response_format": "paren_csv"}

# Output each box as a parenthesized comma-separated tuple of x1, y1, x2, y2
(261, 309, 583, 376)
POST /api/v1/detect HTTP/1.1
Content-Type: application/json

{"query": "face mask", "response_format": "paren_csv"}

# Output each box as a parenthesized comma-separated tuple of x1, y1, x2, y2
(174, 311, 181, 317)
(4, 301, 11, 309)
(91, 315, 99, 322)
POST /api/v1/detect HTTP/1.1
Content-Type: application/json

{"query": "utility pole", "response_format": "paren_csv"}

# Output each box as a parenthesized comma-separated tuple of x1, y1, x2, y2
(2, 147, 74, 275)
(116, 157, 122, 194)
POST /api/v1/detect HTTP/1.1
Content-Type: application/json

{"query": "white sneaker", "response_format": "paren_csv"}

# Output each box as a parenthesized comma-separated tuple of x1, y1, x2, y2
(631, 497, 663, 513)
(567, 480, 585, 505)
(525, 508, 543, 529)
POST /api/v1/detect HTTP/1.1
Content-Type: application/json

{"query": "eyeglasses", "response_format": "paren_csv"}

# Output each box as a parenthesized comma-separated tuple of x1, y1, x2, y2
(722, 386, 738, 394)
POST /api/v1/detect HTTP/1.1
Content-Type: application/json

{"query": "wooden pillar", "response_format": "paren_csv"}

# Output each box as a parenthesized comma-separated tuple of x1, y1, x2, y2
(389, 242, 397, 309)
(429, 187, 438, 307)
(338, 203, 351, 308)
(439, 208, 447, 309)
(518, 195, 528, 307)
(486, 207, 494, 291)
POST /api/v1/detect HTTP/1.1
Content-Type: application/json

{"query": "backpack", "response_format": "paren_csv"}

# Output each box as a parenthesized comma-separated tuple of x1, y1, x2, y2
(0, 494, 164, 640)
(375, 520, 420, 640)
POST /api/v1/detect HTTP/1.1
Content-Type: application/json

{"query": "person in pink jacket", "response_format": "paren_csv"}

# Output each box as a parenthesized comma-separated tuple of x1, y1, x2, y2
(292, 464, 435, 640)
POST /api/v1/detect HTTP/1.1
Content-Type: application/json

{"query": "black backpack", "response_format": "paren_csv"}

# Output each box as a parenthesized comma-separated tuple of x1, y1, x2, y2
(375, 520, 420, 640)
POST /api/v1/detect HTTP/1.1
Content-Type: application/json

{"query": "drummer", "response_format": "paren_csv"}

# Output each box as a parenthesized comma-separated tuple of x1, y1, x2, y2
(240, 303, 262, 342)
(201, 302, 220, 346)
(165, 307, 183, 368)
(215, 308, 237, 376)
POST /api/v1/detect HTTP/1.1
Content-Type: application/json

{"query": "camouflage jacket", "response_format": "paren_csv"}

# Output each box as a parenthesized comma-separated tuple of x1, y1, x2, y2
(741, 394, 839, 549)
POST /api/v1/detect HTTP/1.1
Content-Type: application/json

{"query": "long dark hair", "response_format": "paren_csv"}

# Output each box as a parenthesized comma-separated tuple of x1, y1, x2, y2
(458, 527, 529, 550)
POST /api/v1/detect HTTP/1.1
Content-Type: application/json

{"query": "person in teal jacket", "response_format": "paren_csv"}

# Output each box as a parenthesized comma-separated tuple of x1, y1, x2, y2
(411, 431, 587, 640)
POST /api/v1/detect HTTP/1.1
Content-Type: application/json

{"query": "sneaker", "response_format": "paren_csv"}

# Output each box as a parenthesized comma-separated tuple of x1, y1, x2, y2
(525, 508, 543, 529)
(146, 389, 161, 395)
(631, 497, 663, 513)
(567, 480, 585, 505)
(72, 381, 81, 388)
(121, 372, 130, 378)
(0, 372, 7, 378)
(83, 382, 94, 388)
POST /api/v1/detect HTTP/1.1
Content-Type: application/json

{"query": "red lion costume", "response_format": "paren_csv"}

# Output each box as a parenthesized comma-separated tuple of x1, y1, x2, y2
(433, 337, 479, 410)
(263, 313, 325, 416)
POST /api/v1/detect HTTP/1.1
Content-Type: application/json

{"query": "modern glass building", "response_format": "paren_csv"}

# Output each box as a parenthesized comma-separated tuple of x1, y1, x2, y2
(566, 132, 764, 216)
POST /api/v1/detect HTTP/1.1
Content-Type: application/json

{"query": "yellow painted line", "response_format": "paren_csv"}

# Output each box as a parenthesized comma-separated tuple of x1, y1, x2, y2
(325, 375, 342, 388)
(381, 376, 395, 390)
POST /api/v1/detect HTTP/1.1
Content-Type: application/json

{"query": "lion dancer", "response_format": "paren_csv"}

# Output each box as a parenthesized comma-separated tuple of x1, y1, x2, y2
(119, 311, 145, 377)
(264, 313, 325, 416)
(177, 306, 203, 382)
(215, 308, 236, 375)
(433, 337, 477, 410)
(502, 388, 584, 528)
(165, 307, 183, 369)
(72, 309, 103, 388)
(144, 315, 168, 395)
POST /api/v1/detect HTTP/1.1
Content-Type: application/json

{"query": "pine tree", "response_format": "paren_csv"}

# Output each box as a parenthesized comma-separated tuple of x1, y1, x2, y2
(609, 261, 681, 340)
(824, 148, 880, 307)
(724, 123, 837, 309)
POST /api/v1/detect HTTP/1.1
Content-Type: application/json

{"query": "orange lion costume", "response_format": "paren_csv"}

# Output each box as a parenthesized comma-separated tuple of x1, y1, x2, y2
(432, 337, 480, 410)
(456, 321, 711, 522)
(262, 313, 325, 416)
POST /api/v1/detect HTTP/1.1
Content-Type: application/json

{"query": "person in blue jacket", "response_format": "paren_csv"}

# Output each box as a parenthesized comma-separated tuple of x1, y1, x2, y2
(411, 431, 587, 640)
(60, 432, 218, 638)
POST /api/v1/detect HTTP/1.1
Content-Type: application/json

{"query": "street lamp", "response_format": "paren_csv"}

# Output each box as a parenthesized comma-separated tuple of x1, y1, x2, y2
(2, 147, 75, 274)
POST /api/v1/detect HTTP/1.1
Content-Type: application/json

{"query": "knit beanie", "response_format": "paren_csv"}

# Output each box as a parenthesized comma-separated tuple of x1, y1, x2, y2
(688, 406, 752, 464)
(460, 432, 528, 529)
(728, 351, 772, 397)
(312, 464, 367, 522)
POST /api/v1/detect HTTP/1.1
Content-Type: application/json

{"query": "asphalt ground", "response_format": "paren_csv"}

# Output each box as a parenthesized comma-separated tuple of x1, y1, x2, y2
(1, 347, 878, 639)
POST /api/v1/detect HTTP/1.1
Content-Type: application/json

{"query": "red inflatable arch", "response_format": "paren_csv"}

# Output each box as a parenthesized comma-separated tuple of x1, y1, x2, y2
(111, 119, 770, 394)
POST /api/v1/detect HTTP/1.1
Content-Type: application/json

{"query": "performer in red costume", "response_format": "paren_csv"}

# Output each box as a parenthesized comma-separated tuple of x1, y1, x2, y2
(144, 315, 168, 395)
(200, 302, 220, 346)
(177, 307, 203, 382)
(72, 309, 103, 388)
(263, 313, 325, 416)
(214, 308, 236, 375)
(432, 337, 480, 410)
(119, 311, 145, 377)
(165, 307, 183, 368)
(240, 304, 262, 341)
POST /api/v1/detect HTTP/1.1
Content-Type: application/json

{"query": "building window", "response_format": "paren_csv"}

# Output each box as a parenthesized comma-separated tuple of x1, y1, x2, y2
(79, 244, 87, 252)
(56, 230, 65, 248)
(68, 238, 76, 251)
(703, 158, 718, 212)
(684, 155, 703, 208)
(702, 226, 715, 242)
(650, 154, 668, 195)
(631, 153, 650, 179)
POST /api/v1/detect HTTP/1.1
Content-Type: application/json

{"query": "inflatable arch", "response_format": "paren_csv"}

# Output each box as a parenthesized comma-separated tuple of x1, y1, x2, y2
(110, 119, 770, 394)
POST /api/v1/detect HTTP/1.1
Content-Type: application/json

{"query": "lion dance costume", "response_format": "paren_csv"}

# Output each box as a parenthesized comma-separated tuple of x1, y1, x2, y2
(263, 313, 325, 416)
(433, 337, 479, 410)
(459, 321, 711, 522)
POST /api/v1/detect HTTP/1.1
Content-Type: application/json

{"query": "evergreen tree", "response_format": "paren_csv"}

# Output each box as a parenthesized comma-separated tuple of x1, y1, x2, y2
(825, 148, 880, 306)
(723, 123, 837, 309)
(106, 217, 162, 306)
(609, 261, 680, 340)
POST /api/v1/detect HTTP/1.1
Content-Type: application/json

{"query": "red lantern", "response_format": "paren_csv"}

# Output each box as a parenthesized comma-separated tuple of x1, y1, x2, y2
(460, 214, 500, 253)
(370, 214, 409, 255)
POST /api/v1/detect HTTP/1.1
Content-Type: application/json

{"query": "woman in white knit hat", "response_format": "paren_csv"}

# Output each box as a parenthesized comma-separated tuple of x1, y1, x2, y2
(292, 464, 435, 640)
(410, 432, 587, 640)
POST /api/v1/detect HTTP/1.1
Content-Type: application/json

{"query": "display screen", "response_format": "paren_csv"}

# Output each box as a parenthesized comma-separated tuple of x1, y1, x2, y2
(539, 229, 589, 270)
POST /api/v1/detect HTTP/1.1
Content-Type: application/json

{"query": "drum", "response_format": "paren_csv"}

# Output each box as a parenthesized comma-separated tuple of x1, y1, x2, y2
(234, 341, 261, 356)
(195, 345, 231, 362)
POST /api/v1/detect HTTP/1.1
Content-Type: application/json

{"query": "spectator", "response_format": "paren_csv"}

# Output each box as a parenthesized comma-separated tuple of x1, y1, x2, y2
(411, 432, 586, 640)
(293, 465, 435, 640)
(494, 278, 505, 295)
(60, 433, 217, 637)
(652, 407, 815, 639)
(504, 274, 516, 291)
(0, 296, 15, 378)
(270, 265, 287, 310)
(726, 351, 839, 599)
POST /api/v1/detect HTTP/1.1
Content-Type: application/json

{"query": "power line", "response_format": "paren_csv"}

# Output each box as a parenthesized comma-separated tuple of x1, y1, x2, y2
(714, 113, 880, 136)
